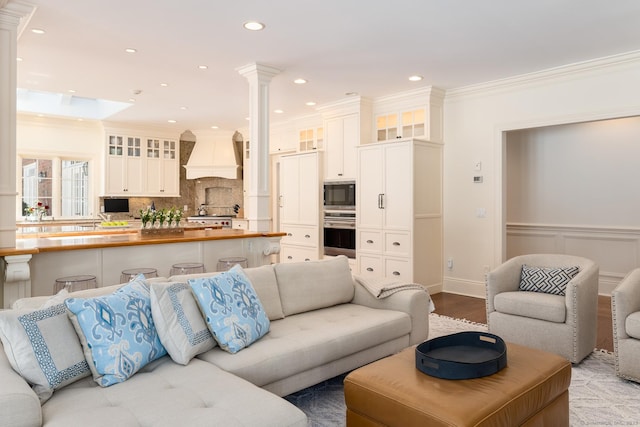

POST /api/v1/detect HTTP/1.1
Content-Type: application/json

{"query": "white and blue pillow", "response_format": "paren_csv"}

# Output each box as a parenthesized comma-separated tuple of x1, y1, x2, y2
(0, 302, 90, 403)
(150, 282, 216, 365)
(189, 265, 270, 353)
(65, 276, 166, 387)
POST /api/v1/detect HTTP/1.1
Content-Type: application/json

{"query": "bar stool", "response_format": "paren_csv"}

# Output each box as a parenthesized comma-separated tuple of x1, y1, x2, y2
(54, 275, 97, 294)
(216, 257, 248, 272)
(120, 267, 158, 283)
(170, 262, 205, 276)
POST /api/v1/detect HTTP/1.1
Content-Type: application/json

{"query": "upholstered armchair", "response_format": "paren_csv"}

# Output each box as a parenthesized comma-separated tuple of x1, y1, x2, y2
(486, 254, 599, 364)
(611, 268, 640, 382)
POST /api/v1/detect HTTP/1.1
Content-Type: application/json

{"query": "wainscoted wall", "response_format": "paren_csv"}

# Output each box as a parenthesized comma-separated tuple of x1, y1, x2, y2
(507, 223, 639, 295)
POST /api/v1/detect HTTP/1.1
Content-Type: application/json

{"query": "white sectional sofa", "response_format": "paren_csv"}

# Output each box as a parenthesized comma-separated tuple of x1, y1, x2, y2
(0, 256, 431, 427)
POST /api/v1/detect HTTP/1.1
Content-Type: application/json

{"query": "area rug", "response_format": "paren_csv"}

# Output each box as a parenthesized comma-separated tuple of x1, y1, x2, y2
(284, 313, 640, 426)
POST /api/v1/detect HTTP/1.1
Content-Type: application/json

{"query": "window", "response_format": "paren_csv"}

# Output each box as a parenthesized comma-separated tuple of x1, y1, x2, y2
(20, 157, 90, 219)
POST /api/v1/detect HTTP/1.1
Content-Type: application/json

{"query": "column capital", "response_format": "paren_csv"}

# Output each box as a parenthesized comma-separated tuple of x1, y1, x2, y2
(236, 62, 281, 82)
(0, 1, 35, 26)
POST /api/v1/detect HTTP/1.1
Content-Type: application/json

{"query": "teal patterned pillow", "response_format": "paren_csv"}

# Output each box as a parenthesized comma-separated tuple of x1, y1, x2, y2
(189, 265, 270, 353)
(65, 276, 166, 386)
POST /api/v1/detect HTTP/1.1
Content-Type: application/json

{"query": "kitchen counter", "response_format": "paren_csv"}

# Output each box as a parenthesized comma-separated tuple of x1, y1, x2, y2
(1, 228, 285, 307)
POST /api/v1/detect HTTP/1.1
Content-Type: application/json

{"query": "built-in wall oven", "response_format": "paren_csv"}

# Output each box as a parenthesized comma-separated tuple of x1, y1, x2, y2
(323, 210, 356, 259)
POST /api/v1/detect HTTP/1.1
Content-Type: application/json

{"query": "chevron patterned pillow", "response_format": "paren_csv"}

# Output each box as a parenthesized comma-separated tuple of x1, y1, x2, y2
(518, 264, 579, 296)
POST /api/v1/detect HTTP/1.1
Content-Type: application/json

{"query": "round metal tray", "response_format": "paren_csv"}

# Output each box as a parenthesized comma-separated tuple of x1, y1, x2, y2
(415, 331, 507, 379)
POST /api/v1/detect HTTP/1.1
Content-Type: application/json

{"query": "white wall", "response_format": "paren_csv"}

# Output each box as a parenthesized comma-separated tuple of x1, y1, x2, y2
(507, 116, 640, 226)
(443, 51, 640, 297)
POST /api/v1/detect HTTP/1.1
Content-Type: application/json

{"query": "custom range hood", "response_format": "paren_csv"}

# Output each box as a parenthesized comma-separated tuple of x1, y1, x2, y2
(183, 131, 244, 180)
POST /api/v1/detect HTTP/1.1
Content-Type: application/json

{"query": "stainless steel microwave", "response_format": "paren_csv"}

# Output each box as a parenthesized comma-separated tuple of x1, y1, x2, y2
(323, 181, 355, 210)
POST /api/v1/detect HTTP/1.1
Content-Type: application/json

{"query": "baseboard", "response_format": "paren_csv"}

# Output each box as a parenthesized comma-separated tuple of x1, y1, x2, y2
(442, 277, 486, 298)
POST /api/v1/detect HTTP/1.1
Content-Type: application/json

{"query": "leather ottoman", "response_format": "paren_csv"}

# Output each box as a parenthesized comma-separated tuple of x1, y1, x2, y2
(344, 342, 571, 427)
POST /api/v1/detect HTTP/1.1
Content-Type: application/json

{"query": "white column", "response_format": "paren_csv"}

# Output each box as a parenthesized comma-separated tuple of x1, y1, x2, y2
(237, 63, 280, 232)
(2, 254, 31, 308)
(0, 1, 30, 248)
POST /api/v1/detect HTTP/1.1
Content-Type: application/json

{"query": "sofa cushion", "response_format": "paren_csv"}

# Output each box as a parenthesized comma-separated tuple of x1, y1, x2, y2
(65, 276, 166, 386)
(40, 356, 307, 427)
(168, 265, 285, 321)
(625, 311, 640, 340)
(0, 304, 90, 403)
(197, 303, 411, 388)
(274, 256, 355, 316)
(189, 265, 270, 354)
(494, 291, 566, 323)
(150, 282, 216, 365)
(519, 265, 579, 296)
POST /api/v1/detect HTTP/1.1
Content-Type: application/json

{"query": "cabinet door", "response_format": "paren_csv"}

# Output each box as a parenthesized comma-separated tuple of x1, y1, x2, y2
(342, 114, 358, 179)
(383, 143, 411, 229)
(297, 153, 319, 225)
(125, 156, 144, 194)
(105, 156, 125, 195)
(325, 118, 344, 180)
(357, 146, 384, 229)
(279, 156, 300, 223)
(161, 140, 179, 195)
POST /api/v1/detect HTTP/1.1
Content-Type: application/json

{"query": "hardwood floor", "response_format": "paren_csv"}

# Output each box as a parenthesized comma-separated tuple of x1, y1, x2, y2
(431, 292, 614, 352)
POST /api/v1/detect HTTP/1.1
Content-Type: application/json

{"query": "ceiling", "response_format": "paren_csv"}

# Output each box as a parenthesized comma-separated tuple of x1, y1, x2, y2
(14, 0, 640, 133)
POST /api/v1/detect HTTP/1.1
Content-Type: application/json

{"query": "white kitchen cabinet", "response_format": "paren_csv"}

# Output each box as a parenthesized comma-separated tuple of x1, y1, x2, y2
(375, 108, 426, 142)
(356, 138, 442, 289)
(105, 134, 179, 197)
(279, 151, 322, 263)
(298, 127, 323, 152)
(145, 138, 179, 196)
(105, 135, 144, 195)
(325, 114, 358, 180)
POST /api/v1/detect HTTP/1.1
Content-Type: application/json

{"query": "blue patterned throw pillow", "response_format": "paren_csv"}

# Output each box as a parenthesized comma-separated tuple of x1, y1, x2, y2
(518, 264, 579, 296)
(65, 276, 166, 386)
(189, 265, 270, 353)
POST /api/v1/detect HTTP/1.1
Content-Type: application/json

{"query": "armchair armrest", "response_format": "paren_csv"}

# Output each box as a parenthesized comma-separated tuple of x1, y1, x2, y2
(486, 257, 525, 313)
(612, 268, 640, 340)
(352, 283, 431, 345)
(0, 345, 41, 427)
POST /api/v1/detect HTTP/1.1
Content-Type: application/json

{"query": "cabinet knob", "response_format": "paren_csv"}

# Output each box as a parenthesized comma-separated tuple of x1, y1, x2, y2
(287, 256, 293, 260)
(305, 258, 310, 261)
(366, 239, 374, 244)
(392, 241, 400, 246)
(366, 267, 374, 272)
(287, 233, 293, 236)
(304, 234, 310, 238)
(392, 271, 400, 276)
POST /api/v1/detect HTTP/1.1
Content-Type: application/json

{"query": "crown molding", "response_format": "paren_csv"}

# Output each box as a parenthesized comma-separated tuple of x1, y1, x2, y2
(447, 50, 640, 99)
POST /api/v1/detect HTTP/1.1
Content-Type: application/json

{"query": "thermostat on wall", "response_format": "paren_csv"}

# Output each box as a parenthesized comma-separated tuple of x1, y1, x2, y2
(473, 176, 483, 183)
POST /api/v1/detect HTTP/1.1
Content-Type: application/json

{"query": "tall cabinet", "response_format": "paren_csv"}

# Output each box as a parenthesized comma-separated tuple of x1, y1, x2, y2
(357, 138, 442, 288)
(279, 151, 322, 262)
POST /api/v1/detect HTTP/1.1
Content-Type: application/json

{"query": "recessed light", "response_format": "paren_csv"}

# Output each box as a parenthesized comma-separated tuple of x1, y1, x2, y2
(294, 78, 307, 84)
(128, 98, 136, 102)
(180, 106, 188, 110)
(198, 65, 208, 70)
(67, 89, 76, 93)
(31, 28, 45, 35)
(16, 57, 23, 62)
(211, 125, 219, 129)
(245, 117, 250, 121)
(305, 101, 316, 106)
(125, 48, 137, 53)
(345, 92, 358, 96)
(274, 109, 284, 114)
(408, 75, 423, 82)
(168, 119, 177, 123)
(243, 21, 265, 31)
(160, 83, 169, 87)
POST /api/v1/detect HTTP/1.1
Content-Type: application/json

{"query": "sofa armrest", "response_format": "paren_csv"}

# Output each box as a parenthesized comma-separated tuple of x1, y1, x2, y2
(486, 257, 524, 314)
(0, 345, 41, 427)
(352, 283, 430, 345)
